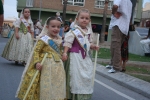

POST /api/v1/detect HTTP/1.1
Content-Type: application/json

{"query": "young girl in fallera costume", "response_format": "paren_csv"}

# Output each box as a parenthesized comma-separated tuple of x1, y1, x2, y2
(1, 8, 34, 64)
(62, 9, 99, 100)
(16, 17, 66, 100)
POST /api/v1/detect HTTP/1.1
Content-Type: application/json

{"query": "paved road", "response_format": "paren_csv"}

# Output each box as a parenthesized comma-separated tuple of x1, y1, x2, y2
(0, 36, 149, 100)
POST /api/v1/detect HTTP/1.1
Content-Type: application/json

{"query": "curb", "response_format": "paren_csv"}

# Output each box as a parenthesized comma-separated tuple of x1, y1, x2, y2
(96, 64, 150, 99)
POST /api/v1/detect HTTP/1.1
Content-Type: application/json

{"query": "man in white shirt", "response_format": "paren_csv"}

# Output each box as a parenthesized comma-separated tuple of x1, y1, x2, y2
(106, 0, 132, 73)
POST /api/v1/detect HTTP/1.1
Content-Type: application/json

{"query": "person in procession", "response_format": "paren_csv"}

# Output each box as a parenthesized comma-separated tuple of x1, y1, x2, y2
(1, 23, 10, 37)
(1, 8, 34, 65)
(16, 16, 66, 100)
(36, 19, 43, 35)
(62, 8, 99, 100)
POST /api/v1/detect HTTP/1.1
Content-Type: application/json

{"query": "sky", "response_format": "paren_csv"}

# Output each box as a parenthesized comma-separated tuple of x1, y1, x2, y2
(143, 0, 150, 7)
(4, 0, 18, 19)
(3, 0, 150, 19)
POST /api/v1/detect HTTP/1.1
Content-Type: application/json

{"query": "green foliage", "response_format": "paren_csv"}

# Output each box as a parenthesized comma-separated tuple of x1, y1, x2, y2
(127, 74, 150, 83)
(93, 48, 150, 62)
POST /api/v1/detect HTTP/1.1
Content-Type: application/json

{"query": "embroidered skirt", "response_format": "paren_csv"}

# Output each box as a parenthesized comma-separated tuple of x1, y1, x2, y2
(64, 53, 93, 100)
(1, 31, 33, 63)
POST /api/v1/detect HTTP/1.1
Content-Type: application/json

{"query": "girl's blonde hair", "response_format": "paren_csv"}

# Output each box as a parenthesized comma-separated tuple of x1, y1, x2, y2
(77, 8, 91, 18)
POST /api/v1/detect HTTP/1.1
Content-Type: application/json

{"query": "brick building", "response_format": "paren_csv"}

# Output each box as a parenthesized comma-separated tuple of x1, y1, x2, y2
(17, 0, 142, 36)
(17, 0, 114, 25)
(17, 0, 142, 24)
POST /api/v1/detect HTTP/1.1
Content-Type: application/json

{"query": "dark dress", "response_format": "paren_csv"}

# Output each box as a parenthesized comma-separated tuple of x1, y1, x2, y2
(121, 34, 129, 62)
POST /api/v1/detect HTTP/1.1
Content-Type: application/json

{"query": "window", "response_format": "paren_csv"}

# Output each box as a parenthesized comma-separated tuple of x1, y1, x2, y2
(26, 0, 33, 7)
(62, 0, 85, 6)
(95, 0, 113, 10)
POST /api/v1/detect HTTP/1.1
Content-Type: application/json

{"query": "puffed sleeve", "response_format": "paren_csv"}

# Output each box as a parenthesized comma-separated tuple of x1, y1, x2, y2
(63, 31, 75, 48)
(14, 19, 21, 28)
(33, 40, 45, 65)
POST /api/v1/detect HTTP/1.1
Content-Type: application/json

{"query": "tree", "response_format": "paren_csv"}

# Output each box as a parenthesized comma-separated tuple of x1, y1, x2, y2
(100, 0, 109, 43)
(62, 0, 68, 24)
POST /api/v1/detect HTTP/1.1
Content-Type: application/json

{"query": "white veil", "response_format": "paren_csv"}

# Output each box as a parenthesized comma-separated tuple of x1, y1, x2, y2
(36, 17, 51, 38)
(20, 8, 32, 23)
(72, 9, 93, 35)
(72, 9, 94, 55)
(14, 8, 33, 28)
(37, 17, 63, 39)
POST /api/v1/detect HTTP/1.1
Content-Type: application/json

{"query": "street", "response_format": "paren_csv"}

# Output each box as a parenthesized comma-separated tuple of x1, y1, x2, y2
(0, 37, 149, 100)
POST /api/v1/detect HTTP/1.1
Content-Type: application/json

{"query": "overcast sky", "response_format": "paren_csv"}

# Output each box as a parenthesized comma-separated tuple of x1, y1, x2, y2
(4, 0, 18, 18)
(143, 0, 150, 7)
(3, 0, 150, 19)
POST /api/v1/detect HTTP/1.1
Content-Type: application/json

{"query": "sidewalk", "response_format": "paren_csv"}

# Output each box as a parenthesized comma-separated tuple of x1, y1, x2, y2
(96, 64, 150, 99)
(96, 40, 150, 98)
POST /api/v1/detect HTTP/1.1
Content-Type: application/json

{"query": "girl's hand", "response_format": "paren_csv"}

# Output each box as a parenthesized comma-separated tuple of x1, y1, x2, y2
(94, 46, 100, 51)
(90, 44, 99, 51)
(62, 53, 68, 61)
(15, 33, 20, 40)
(36, 63, 42, 70)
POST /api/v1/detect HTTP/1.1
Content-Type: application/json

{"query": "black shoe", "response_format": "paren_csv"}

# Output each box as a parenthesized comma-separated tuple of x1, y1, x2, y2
(15, 61, 18, 65)
(145, 53, 150, 57)
(120, 69, 126, 72)
(22, 61, 26, 66)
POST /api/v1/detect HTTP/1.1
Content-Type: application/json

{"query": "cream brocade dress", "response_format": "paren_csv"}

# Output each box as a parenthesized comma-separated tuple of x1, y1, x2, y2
(64, 26, 94, 100)
(16, 35, 66, 100)
(1, 19, 34, 63)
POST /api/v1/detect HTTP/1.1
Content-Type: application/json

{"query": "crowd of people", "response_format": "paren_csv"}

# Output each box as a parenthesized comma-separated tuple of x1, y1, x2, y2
(1, 7, 98, 100)
(1, 23, 15, 38)
(0, 0, 150, 99)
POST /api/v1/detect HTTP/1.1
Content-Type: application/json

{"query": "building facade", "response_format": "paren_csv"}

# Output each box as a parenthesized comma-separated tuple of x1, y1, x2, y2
(17, 0, 142, 25)
(17, 0, 113, 25)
